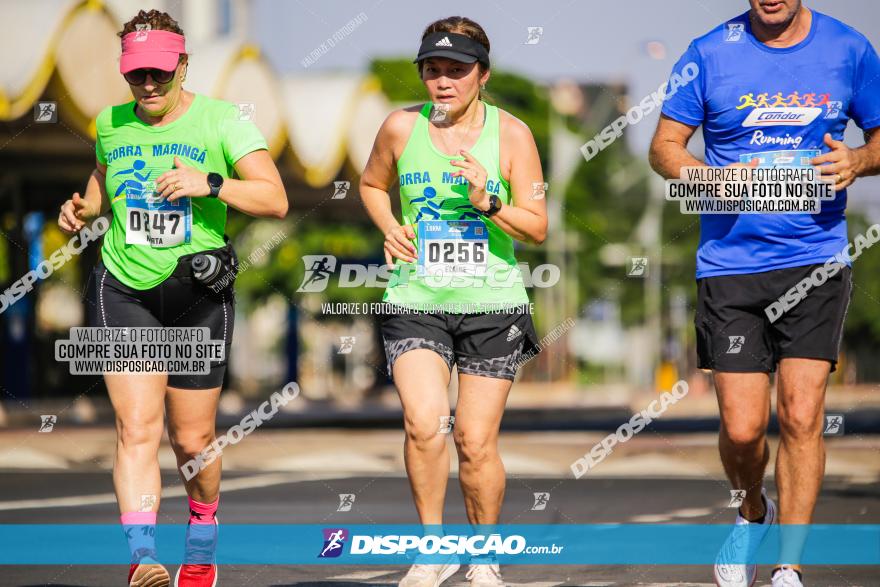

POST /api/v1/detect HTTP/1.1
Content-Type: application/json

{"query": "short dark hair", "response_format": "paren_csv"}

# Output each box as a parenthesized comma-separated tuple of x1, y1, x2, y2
(119, 9, 184, 38)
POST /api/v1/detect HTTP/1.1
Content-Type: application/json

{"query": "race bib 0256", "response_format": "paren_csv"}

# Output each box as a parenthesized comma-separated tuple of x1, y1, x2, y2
(417, 220, 488, 278)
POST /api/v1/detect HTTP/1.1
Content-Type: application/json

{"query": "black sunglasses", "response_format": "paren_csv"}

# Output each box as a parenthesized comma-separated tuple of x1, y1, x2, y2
(123, 67, 177, 86)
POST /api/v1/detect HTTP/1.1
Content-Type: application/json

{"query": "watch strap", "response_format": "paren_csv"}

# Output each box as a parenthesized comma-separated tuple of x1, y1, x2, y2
(482, 194, 502, 217)
(207, 173, 223, 198)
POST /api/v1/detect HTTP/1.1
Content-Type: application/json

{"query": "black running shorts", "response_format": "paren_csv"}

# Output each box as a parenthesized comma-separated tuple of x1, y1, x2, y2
(83, 251, 235, 389)
(695, 263, 851, 373)
(380, 305, 540, 381)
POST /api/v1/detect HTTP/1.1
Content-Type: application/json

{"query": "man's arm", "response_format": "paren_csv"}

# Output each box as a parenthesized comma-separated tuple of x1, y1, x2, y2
(811, 128, 880, 191)
(854, 127, 880, 177)
(648, 114, 703, 179)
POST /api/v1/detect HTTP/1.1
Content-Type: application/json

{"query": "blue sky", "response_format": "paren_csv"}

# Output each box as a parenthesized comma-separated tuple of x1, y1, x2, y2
(252, 0, 880, 215)
(253, 0, 880, 144)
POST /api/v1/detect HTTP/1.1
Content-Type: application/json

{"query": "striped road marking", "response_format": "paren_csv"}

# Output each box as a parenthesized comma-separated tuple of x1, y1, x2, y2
(0, 472, 354, 511)
(326, 570, 399, 581)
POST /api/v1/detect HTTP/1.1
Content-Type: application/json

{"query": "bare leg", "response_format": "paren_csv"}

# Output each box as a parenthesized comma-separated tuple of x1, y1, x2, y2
(165, 386, 222, 502)
(106, 372, 167, 514)
(453, 374, 512, 525)
(775, 357, 829, 571)
(393, 350, 453, 525)
(106, 372, 169, 586)
(714, 371, 772, 520)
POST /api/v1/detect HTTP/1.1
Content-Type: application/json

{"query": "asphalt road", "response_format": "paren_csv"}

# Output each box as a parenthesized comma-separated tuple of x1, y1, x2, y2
(0, 470, 877, 587)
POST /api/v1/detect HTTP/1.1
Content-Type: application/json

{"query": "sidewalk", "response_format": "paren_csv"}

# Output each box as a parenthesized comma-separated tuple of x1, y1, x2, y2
(0, 428, 877, 483)
(1, 382, 879, 433)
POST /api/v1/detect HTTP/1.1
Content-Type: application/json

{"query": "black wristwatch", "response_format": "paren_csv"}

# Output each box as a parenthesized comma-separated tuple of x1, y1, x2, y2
(207, 172, 224, 198)
(481, 194, 502, 218)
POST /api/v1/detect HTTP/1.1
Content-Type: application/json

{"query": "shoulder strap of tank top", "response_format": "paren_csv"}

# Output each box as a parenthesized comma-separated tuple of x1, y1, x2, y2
(398, 104, 431, 163)
(482, 102, 502, 170)
(414, 102, 431, 135)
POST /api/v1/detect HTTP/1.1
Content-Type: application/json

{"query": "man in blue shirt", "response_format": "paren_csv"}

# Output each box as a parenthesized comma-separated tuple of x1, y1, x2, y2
(650, 1, 880, 585)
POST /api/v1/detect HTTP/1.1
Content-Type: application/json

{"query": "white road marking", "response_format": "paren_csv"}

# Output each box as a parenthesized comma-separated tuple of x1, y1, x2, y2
(0, 472, 354, 511)
(583, 454, 711, 478)
(263, 452, 390, 472)
(494, 454, 562, 476)
(628, 506, 715, 523)
(0, 447, 69, 469)
(448, 583, 564, 587)
(327, 570, 398, 580)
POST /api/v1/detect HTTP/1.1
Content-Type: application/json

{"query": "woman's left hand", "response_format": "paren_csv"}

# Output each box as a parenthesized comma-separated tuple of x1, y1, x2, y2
(450, 149, 490, 211)
(156, 156, 211, 202)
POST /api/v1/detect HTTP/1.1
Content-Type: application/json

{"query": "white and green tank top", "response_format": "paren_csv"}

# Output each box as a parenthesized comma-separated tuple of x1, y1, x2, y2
(383, 101, 529, 313)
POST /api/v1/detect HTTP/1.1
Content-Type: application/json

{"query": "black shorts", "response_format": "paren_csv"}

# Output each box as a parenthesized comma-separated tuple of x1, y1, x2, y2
(83, 250, 235, 389)
(380, 305, 540, 381)
(695, 263, 851, 373)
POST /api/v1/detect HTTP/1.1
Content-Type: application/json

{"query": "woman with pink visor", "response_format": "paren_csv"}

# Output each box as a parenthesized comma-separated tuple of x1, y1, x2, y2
(57, 9, 287, 587)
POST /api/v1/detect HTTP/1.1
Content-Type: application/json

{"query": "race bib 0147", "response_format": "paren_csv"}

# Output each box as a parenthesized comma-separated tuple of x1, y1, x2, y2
(124, 180, 192, 248)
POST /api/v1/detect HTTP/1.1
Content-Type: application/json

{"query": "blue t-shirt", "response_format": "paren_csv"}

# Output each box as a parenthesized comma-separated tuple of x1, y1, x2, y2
(662, 10, 880, 278)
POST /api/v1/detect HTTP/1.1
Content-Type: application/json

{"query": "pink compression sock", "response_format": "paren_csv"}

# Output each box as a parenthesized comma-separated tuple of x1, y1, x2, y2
(188, 496, 219, 525)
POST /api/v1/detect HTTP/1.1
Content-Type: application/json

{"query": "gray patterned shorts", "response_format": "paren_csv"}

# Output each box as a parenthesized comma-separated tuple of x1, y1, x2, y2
(381, 305, 538, 381)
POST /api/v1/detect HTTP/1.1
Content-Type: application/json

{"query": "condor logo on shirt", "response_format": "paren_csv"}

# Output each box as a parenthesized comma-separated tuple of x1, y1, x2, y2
(742, 107, 822, 127)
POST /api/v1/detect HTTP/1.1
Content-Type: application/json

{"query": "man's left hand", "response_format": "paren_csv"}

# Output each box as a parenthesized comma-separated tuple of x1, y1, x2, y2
(811, 133, 864, 191)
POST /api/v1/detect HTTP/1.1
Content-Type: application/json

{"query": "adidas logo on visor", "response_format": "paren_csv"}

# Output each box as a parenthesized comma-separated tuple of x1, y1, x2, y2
(435, 36, 453, 47)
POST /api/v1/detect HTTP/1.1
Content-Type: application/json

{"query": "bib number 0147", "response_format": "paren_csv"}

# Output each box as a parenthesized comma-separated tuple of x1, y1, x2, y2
(128, 210, 181, 236)
(125, 193, 192, 248)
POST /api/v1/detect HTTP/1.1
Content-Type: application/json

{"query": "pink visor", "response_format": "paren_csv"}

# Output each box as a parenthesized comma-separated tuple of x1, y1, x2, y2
(119, 30, 186, 74)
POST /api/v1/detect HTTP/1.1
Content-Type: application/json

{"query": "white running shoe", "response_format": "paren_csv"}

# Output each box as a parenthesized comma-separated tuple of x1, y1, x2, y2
(398, 561, 460, 587)
(771, 565, 804, 587)
(466, 562, 506, 587)
(714, 489, 777, 587)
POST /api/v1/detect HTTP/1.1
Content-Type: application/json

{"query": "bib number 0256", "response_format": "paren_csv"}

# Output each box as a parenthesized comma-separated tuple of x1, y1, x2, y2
(426, 240, 486, 264)
(417, 220, 489, 278)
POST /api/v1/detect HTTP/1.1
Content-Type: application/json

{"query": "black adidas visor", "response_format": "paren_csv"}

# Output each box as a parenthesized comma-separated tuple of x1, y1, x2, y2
(414, 32, 490, 67)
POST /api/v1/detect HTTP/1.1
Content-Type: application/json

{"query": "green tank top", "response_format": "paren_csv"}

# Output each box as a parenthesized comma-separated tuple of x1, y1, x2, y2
(383, 101, 529, 313)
